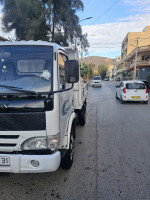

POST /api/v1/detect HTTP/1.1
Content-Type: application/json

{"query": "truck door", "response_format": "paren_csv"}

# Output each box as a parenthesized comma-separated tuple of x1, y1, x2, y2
(58, 52, 73, 138)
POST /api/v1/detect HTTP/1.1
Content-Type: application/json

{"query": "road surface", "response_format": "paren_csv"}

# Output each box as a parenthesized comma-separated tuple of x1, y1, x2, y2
(0, 81, 150, 200)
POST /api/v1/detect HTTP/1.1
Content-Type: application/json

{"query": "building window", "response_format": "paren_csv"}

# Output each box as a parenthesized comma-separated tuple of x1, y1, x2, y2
(142, 55, 150, 60)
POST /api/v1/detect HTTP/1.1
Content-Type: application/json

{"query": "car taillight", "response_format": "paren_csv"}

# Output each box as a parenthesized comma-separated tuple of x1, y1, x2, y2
(123, 87, 126, 93)
(146, 88, 148, 93)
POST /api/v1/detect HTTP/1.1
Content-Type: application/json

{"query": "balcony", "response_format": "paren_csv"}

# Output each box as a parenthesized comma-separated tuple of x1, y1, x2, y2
(136, 60, 150, 66)
(126, 60, 150, 72)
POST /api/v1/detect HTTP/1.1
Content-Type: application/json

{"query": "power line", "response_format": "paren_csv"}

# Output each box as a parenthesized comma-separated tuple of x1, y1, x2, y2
(90, 0, 120, 25)
(91, 42, 121, 45)
(91, 46, 121, 48)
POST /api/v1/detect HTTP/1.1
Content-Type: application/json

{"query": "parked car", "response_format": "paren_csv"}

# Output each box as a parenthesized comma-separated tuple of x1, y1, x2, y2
(116, 80, 149, 104)
(116, 77, 120, 81)
(140, 80, 150, 92)
(92, 76, 102, 87)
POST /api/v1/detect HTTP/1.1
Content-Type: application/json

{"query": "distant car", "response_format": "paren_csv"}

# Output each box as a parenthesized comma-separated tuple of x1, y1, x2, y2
(104, 78, 109, 81)
(116, 77, 120, 81)
(116, 80, 149, 104)
(92, 76, 102, 87)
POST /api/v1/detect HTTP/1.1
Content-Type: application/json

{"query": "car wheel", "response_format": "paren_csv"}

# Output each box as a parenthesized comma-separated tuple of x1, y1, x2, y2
(143, 101, 148, 104)
(121, 97, 124, 104)
(116, 93, 118, 99)
(60, 125, 75, 169)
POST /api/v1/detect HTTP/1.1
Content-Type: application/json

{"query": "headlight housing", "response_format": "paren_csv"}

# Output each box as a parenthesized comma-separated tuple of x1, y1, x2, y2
(21, 135, 59, 150)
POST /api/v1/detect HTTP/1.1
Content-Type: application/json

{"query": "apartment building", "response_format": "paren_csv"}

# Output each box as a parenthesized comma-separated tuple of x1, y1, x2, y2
(112, 56, 121, 80)
(117, 26, 150, 80)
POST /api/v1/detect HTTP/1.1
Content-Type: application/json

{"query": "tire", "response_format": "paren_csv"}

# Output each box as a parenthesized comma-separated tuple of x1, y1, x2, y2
(143, 101, 148, 104)
(78, 102, 86, 126)
(116, 93, 118, 99)
(60, 124, 75, 169)
(121, 98, 124, 104)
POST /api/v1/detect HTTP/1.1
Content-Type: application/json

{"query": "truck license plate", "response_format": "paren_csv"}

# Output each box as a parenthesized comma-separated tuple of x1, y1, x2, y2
(0, 157, 10, 166)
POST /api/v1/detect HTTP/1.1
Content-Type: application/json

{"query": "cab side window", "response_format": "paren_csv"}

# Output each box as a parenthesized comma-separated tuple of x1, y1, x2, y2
(58, 53, 67, 89)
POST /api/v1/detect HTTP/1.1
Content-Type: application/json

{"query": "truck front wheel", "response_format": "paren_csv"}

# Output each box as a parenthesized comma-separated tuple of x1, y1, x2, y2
(60, 125, 75, 169)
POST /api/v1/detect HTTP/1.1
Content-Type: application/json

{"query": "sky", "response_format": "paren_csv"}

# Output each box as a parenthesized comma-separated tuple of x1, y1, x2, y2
(0, 1, 150, 59)
(77, 0, 150, 59)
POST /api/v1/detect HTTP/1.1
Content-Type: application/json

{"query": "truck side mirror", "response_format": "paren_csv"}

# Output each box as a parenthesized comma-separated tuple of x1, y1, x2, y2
(65, 60, 79, 83)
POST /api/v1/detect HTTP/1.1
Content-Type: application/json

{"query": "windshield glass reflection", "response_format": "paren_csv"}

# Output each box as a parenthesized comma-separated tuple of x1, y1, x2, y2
(0, 46, 53, 94)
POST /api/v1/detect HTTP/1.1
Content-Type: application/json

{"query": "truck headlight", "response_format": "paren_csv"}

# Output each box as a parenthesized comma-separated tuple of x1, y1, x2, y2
(21, 135, 59, 150)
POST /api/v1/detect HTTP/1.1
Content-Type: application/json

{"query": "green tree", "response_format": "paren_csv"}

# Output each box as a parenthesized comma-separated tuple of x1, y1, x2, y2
(98, 64, 108, 79)
(81, 63, 92, 79)
(1, 0, 49, 40)
(127, 72, 132, 80)
(0, 0, 89, 49)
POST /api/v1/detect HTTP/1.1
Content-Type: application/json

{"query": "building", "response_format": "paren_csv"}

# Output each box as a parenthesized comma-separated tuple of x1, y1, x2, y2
(107, 63, 114, 80)
(117, 26, 150, 80)
(112, 56, 121, 80)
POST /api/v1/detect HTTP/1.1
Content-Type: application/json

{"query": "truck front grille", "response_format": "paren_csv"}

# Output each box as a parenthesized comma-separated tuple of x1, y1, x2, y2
(0, 143, 16, 147)
(0, 135, 19, 139)
(0, 112, 46, 131)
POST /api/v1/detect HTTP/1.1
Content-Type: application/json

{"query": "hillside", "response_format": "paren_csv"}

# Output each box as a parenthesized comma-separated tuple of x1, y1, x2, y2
(80, 56, 114, 68)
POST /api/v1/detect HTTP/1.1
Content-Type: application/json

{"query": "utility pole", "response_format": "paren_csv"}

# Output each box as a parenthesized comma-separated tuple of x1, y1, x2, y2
(133, 38, 138, 80)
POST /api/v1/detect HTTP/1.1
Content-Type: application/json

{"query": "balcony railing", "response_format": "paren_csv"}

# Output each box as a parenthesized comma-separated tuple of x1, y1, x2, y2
(136, 60, 150, 65)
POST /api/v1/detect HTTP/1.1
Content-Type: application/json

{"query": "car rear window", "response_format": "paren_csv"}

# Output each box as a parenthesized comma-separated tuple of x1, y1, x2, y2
(126, 83, 145, 89)
(93, 77, 101, 80)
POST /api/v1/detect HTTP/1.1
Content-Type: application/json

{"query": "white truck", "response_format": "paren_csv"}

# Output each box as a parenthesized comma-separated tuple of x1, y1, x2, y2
(0, 41, 88, 173)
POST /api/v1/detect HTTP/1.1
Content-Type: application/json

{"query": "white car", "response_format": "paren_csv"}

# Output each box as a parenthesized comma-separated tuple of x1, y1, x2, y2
(92, 76, 102, 87)
(116, 80, 149, 104)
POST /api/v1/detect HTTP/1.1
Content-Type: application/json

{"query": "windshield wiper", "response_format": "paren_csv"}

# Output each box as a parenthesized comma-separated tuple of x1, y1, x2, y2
(0, 85, 37, 95)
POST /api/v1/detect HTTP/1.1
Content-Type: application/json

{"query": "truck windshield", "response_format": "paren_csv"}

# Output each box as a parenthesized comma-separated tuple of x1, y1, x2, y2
(0, 46, 53, 94)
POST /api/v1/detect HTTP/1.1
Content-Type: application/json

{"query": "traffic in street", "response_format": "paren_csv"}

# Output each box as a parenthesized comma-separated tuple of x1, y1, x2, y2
(0, 81, 150, 200)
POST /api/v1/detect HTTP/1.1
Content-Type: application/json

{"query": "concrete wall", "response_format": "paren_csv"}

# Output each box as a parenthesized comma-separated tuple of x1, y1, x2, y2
(127, 26, 150, 55)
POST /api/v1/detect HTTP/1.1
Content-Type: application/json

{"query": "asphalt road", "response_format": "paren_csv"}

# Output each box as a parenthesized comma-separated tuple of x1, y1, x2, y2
(0, 81, 150, 200)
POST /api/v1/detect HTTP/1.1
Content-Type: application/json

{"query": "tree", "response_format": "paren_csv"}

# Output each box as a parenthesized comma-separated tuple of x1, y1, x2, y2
(127, 72, 132, 80)
(0, 0, 89, 50)
(50, 0, 89, 48)
(81, 63, 92, 80)
(98, 64, 108, 79)
(1, 0, 49, 41)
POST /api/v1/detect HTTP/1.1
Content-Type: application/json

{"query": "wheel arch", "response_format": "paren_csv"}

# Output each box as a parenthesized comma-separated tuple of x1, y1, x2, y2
(58, 112, 76, 150)
(66, 112, 76, 148)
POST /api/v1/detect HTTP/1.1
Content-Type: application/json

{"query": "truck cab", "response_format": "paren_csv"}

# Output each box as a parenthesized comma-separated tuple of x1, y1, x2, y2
(0, 41, 82, 173)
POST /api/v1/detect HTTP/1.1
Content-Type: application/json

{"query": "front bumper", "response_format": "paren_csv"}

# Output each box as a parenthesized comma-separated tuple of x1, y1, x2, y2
(0, 151, 60, 173)
(92, 83, 101, 87)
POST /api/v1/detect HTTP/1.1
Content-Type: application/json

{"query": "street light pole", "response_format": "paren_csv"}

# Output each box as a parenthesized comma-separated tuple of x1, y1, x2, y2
(133, 38, 138, 80)
(77, 17, 92, 69)
(75, 17, 92, 47)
